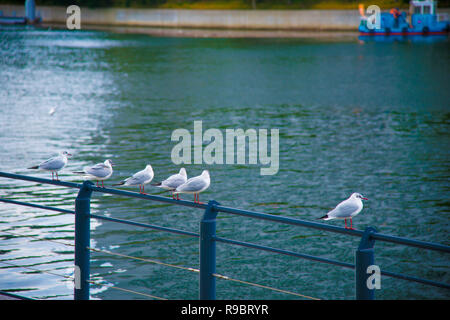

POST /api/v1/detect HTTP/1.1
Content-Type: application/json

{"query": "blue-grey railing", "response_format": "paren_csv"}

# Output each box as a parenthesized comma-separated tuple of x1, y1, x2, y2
(0, 171, 449, 300)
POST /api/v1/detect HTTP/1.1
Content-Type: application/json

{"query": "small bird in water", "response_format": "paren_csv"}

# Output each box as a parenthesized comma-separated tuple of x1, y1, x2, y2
(318, 193, 368, 230)
(73, 159, 114, 188)
(152, 168, 187, 200)
(28, 151, 72, 180)
(113, 164, 154, 194)
(173, 170, 210, 204)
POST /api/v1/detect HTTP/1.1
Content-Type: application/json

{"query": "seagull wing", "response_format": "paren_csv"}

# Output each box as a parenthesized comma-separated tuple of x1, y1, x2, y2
(39, 156, 65, 170)
(125, 170, 152, 186)
(85, 163, 111, 178)
(328, 201, 360, 219)
(176, 177, 207, 193)
(162, 174, 187, 189)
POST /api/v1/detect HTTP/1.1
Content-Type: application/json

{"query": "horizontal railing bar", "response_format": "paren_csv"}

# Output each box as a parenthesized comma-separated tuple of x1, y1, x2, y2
(213, 205, 450, 254)
(0, 197, 198, 238)
(371, 233, 450, 253)
(380, 269, 450, 290)
(214, 205, 365, 237)
(0, 171, 208, 210)
(0, 172, 83, 189)
(1, 171, 449, 253)
(215, 236, 450, 290)
(88, 213, 199, 238)
(0, 198, 75, 215)
(213, 236, 355, 269)
(88, 185, 207, 210)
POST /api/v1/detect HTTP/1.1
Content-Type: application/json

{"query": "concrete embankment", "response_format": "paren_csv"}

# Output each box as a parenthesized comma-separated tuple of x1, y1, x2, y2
(0, 5, 361, 31)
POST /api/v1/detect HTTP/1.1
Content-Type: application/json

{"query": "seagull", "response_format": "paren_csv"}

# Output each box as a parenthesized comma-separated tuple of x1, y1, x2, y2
(28, 151, 71, 180)
(152, 168, 187, 200)
(173, 170, 210, 204)
(73, 159, 114, 188)
(318, 193, 368, 230)
(113, 165, 154, 194)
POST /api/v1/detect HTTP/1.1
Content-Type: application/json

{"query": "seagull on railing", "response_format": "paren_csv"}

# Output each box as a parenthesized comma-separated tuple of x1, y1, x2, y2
(173, 170, 210, 204)
(318, 193, 368, 230)
(152, 168, 187, 200)
(28, 151, 71, 181)
(113, 164, 154, 194)
(73, 159, 114, 188)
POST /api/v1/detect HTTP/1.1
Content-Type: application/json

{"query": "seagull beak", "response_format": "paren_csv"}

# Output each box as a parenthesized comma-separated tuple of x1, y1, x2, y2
(362, 197, 368, 200)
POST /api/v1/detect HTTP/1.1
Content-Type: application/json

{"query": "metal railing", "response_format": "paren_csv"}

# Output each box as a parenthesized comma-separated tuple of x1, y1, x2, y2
(0, 171, 449, 300)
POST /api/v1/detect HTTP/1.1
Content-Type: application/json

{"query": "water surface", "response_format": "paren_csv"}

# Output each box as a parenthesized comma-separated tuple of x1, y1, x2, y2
(0, 25, 449, 299)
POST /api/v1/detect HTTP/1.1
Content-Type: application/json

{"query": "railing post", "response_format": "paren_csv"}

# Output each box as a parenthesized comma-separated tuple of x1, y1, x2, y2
(355, 226, 377, 300)
(199, 200, 220, 300)
(74, 181, 93, 300)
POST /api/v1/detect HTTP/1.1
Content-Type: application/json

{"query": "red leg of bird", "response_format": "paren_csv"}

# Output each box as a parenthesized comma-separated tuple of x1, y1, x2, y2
(96, 181, 99, 187)
(172, 193, 175, 199)
(345, 219, 347, 229)
(142, 185, 145, 194)
(52, 172, 54, 180)
(350, 219, 353, 230)
(56, 172, 59, 181)
(177, 194, 180, 200)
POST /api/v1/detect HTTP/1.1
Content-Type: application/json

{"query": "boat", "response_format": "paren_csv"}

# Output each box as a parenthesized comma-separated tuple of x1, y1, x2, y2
(358, 0, 449, 36)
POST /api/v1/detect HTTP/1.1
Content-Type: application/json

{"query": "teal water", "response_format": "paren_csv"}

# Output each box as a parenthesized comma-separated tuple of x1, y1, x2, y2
(0, 25, 449, 300)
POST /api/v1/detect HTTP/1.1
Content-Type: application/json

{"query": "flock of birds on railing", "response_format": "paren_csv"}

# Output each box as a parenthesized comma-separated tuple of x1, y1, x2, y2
(27, 151, 368, 230)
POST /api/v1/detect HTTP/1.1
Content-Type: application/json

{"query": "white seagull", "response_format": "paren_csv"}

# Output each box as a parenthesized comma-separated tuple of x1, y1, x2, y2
(152, 168, 187, 200)
(28, 151, 72, 180)
(318, 193, 368, 230)
(73, 159, 114, 188)
(173, 170, 210, 203)
(113, 164, 154, 194)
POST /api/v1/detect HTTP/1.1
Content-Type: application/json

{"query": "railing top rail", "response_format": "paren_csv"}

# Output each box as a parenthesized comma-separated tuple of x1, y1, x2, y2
(1, 171, 449, 254)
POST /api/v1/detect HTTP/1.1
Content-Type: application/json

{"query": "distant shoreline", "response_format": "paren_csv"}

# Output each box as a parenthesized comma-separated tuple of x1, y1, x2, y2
(41, 22, 360, 39)
(0, 5, 361, 31)
(2, 4, 449, 36)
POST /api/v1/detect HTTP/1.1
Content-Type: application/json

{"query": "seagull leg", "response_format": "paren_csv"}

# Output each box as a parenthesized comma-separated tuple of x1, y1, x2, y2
(52, 172, 54, 180)
(142, 185, 145, 194)
(56, 172, 59, 181)
(344, 219, 347, 229)
(177, 194, 180, 200)
(96, 181, 99, 187)
(350, 219, 353, 230)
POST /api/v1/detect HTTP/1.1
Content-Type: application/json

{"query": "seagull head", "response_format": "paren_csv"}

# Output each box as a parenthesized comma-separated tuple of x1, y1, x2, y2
(145, 164, 153, 173)
(61, 151, 72, 157)
(179, 168, 187, 177)
(105, 159, 115, 167)
(352, 193, 368, 201)
(201, 170, 210, 178)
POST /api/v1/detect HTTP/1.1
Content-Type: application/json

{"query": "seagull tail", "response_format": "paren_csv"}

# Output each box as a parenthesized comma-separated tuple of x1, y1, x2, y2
(318, 214, 329, 220)
(112, 181, 125, 186)
(72, 171, 85, 174)
(28, 165, 39, 169)
(151, 182, 162, 186)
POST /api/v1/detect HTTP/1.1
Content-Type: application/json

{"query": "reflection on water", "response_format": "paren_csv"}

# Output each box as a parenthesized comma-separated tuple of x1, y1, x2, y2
(0, 25, 449, 300)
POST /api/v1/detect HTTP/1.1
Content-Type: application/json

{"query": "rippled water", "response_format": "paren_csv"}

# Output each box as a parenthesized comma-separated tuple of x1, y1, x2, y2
(0, 25, 449, 300)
